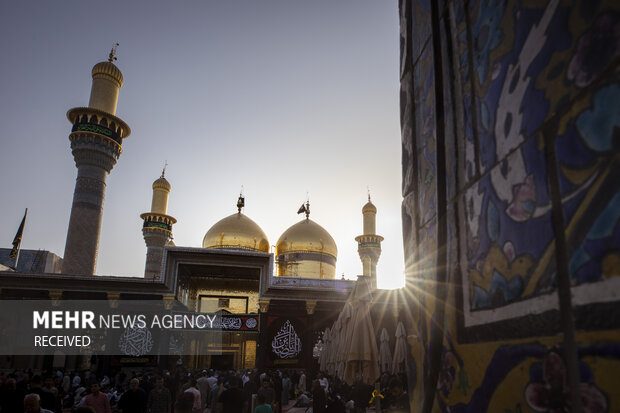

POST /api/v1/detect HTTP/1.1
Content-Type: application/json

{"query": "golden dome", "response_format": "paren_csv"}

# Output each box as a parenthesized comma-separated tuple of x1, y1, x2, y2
(276, 218, 337, 279)
(153, 176, 171, 191)
(276, 219, 338, 256)
(362, 200, 377, 214)
(92, 61, 124, 87)
(203, 212, 269, 252)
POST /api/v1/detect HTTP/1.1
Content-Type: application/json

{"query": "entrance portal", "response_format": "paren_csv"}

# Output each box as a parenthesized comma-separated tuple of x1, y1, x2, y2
(211, 354, 234, 371)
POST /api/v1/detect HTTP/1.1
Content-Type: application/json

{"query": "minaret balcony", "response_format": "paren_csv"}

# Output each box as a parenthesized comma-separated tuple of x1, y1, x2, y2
(67, 107, 131, 146)
(67, 107, 131, 171)
(141, 212, 177, 234)
(354, 234, 384, 245)
(357, 241, 382, 249)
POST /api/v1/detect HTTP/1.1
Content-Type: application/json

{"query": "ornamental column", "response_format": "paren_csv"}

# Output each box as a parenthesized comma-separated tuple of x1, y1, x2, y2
(355, 195, 383, 290)
(140, 168, 176, 279)
(62, 48, 131, 275)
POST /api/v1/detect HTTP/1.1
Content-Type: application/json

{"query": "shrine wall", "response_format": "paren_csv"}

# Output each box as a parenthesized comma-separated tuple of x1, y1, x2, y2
(399, 0, 620, 411)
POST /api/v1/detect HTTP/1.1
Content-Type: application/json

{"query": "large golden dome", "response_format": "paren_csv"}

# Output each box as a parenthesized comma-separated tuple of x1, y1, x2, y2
(203, 212, 269, 252)
(276, 218, 337, 279)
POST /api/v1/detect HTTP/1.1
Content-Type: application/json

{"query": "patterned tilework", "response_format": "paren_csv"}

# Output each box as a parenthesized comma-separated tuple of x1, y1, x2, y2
(399, 0, 620, 411)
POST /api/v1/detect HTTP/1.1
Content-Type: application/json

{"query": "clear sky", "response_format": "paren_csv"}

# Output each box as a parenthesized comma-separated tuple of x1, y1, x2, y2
(0, 1, 404, 288)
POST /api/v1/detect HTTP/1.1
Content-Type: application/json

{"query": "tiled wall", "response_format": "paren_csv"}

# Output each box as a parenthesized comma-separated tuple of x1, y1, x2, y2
(400, 0, 620, 411)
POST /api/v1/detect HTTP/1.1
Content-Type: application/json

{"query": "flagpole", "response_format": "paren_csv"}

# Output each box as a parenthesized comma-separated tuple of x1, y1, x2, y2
(14, 242, 21, 271)
(9, 208, 27, 271)
(14, 208, 27, 270)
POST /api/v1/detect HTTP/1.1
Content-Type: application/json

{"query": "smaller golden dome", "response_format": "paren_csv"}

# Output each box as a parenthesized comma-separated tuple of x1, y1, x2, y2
(203, 212, 269, 252)
(92, 61, 124, 87)
(276, 219, 338, 258)
(153, 176, 171, 191)
(362, 200, 377, 214)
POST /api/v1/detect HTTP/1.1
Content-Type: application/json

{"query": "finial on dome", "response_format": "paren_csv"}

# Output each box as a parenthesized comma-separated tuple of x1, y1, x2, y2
(297, 200, 310, 219)
(108, 43, 119, 63)
(161, 160, 167, 178)
(367, 186, 371, 202)
(237, 188, 245, 213)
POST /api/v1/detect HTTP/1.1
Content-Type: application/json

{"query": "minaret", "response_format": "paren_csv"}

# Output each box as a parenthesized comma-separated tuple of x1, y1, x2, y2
(355, 194, 383, 289)
(140, 167, 177, 279)
(62, 46, 131, 275)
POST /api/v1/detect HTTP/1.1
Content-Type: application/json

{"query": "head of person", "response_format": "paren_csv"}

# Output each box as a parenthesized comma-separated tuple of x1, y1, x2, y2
(155, 377, 164, 390)
(129, 378, 140, 392)
(262, 378, 270, 388)
(312, 379, 321, 390)
(257, 393, 266, 405)
(389, 378, 404, 397)
(90, 382, 100, 395)
(44, 376, 54, 389)
(24, 393, 41, 413)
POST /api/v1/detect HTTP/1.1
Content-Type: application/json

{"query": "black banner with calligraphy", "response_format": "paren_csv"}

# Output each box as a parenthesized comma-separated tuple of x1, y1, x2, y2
(265, 316, 308, 368)
(170, 312, 260, 333)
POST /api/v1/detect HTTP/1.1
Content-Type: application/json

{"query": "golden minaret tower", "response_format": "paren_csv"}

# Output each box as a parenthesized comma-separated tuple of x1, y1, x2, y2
(62, 46, 131, 275)
(140, 166, 176, 279)
(355, 194, 383, 289)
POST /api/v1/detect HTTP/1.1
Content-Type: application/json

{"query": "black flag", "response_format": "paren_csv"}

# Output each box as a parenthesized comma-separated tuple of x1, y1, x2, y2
(297, 204, 306, 214)
(8, 208, 27, 260)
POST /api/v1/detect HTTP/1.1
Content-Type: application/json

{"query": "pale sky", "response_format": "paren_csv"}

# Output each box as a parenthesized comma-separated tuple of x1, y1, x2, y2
(0, 1, 404, 288)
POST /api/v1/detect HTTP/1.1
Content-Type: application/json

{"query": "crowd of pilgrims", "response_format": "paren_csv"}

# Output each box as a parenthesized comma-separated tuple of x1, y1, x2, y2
(0, 367, 410, 413)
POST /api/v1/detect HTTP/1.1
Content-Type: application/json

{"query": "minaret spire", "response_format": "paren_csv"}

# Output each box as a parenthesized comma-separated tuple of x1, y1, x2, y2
(108, 43, 119, 63)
